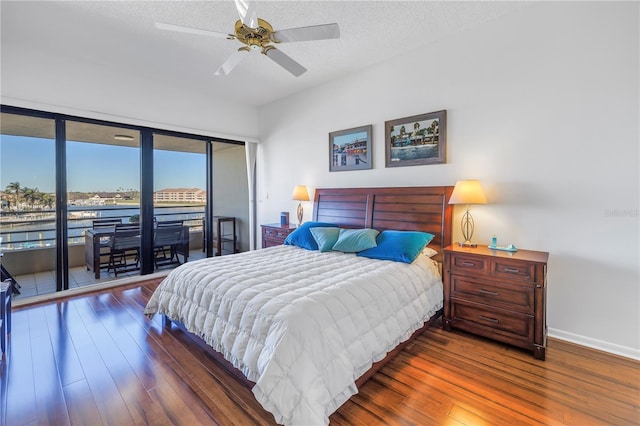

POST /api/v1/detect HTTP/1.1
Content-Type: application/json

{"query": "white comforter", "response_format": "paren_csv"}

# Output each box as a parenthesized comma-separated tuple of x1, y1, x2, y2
(144, 245, 443, 425)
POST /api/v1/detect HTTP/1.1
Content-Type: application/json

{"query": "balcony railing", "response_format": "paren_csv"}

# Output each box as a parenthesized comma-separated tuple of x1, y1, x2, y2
(1, 205, 205, 250)
(1, 205, 208, 298)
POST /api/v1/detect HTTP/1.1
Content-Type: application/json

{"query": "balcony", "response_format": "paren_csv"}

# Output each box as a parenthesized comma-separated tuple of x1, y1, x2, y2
(1, 205, 208, 300)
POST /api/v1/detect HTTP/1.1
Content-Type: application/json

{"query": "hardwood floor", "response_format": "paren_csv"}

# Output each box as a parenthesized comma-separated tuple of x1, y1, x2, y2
(2, 279, 638, 425)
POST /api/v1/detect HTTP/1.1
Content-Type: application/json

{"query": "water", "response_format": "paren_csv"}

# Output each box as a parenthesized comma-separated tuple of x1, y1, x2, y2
(389, 144, 439, 161)
(0, 205, 204, 250)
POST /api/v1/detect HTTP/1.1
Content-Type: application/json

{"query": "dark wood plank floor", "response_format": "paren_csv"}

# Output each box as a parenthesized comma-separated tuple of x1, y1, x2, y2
(2, 279, 639, 425)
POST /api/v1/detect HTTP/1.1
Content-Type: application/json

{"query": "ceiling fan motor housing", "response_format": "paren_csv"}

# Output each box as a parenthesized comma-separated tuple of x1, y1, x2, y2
(234, 18, 277, 53)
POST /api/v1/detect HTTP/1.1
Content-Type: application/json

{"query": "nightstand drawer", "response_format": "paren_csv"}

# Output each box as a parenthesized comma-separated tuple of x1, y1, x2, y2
(263, 228, 289, 239)
(452, 301, 534, 341)
(261, 223, 296, 248)
(263, 237, 284, 247)
(492, 258, 537, 283)
(451, 254, 490, 275)
(451, 276, 534, 314)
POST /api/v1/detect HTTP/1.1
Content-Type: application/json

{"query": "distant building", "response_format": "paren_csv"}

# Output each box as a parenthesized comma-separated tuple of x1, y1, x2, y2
(154, 188, 206, 203)
(85, 192, 122, 205)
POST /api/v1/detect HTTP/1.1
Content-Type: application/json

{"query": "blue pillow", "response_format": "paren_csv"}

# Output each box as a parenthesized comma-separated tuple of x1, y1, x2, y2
(357, 230, 435, 263)
(283, 221, 337, 250)
(331, 228, 379, 253)
(309, 227, 341, 252)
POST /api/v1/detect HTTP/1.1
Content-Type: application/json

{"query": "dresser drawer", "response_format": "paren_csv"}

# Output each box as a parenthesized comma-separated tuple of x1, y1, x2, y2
(451, 253, 490, 275)
(491, 258, 538, 283)
(451, 301, 534, 341)
(451, 275, 534, 314)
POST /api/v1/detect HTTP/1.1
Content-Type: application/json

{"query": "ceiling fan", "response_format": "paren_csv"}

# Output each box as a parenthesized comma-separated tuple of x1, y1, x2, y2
(155, 0, 340, 77)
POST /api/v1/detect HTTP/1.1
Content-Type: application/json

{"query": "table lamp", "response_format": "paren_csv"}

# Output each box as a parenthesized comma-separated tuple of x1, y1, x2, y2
(448, 180, 487, 247)
(291, 185, 310, 226)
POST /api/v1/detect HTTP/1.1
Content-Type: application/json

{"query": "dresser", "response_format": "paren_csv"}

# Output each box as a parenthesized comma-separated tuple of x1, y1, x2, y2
(261, 223, 296, 248)
(443, 244, 549, 360)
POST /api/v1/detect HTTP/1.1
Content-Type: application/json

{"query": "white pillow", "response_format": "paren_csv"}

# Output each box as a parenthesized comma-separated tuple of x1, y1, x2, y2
(422, 247, 438, 258)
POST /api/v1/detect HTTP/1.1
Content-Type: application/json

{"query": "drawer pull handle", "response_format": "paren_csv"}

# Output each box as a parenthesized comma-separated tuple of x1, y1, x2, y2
(478, 288, 499, 296)
(504, 267, 520, 273)
(461, 261, 476, 266)
(478, 315, 500, 324)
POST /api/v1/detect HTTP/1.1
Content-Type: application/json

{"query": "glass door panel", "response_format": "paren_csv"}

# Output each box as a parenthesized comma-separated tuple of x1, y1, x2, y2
(0, 113, 57, 298)
(66, 121, 140, 283)
(153, 134, 206, 271)
(212, 142, 248, 254)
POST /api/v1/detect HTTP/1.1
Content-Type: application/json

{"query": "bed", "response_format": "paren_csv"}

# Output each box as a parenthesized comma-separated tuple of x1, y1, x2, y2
(144, 186, 453, 425)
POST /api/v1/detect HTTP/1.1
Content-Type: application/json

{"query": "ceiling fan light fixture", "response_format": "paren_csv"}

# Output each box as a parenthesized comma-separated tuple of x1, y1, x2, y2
(247, 38, 262, 51)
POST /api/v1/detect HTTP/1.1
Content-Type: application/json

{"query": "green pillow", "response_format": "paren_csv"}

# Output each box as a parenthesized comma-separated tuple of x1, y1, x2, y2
(283, 221, 337, 250)
(309, 227, 341, 252)
(331, 228, 379, 253)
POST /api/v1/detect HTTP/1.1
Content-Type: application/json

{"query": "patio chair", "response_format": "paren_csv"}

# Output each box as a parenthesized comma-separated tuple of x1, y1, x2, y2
(93, 218, 122, 270)
(107, 223, 140, 276)
(154, 221, 186, 268)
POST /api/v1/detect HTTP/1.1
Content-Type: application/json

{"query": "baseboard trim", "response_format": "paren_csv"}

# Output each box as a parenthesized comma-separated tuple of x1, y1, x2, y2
(12, 270, 171, 308)
(548, 327, 640, 361)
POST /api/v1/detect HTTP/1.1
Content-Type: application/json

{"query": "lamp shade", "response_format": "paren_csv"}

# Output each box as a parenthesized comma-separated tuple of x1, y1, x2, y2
(291, 185, 310, 201)
(449, 180, 487, 205)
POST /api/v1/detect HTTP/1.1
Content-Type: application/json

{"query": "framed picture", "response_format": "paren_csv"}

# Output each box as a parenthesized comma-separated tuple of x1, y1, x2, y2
(385, 110, 446, 167)
(329, 125, 373, 172)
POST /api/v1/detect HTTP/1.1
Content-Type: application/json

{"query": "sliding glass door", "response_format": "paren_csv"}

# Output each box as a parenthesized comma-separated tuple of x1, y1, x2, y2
(0, 105, 247, 300)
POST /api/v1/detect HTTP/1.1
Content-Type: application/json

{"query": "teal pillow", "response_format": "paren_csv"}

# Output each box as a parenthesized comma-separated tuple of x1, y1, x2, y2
(283, 221, 337, 250)
(310, 227, 341, 252)
(357, 230, 435, 263)
(331, 228, 379, 253)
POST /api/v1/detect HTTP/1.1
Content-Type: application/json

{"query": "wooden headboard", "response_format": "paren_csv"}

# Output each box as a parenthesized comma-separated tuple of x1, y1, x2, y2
(313, 186, 454, 249)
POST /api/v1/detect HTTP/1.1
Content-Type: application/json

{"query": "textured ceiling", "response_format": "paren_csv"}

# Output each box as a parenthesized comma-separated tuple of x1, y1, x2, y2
(1, 1, 532, 107)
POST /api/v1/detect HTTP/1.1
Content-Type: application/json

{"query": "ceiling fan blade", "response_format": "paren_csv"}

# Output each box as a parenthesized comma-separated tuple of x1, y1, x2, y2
(214, 50, 247, 76)
(264, 48, 307, 77)
(155, 22, 230, 39)
(271, 23, 340, 43)
(234, 0, 258, 28)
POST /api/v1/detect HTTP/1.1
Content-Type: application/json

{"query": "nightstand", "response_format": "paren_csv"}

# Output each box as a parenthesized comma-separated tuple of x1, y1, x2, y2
(261, 223, 296, 248)
(443, 244, 549, 360)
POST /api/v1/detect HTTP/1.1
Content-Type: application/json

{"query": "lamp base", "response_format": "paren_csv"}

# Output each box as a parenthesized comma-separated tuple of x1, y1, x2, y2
(296, 203, 303, 226)
(458, 241, 478, 248)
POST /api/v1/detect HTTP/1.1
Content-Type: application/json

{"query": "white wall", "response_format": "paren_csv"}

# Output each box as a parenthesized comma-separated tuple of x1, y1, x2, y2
(1, 38, 260, 142)
(257, 2, 640, 357)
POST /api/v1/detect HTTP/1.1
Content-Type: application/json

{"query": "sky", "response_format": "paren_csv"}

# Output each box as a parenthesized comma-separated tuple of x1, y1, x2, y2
(0, 135, 205, 193)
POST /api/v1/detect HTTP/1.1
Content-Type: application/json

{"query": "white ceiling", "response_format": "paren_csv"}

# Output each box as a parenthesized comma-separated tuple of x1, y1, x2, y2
(1, 1, 531, 108)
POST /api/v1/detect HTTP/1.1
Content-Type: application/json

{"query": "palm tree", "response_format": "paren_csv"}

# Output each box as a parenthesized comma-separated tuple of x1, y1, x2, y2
(430, 120, 439, 143)
(426, 126, 434, 142)
(22, 187, 36, 209)
(41, 193, 55, 209)
(33, 190, 45, 209)
(5, 181, 21, 210)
